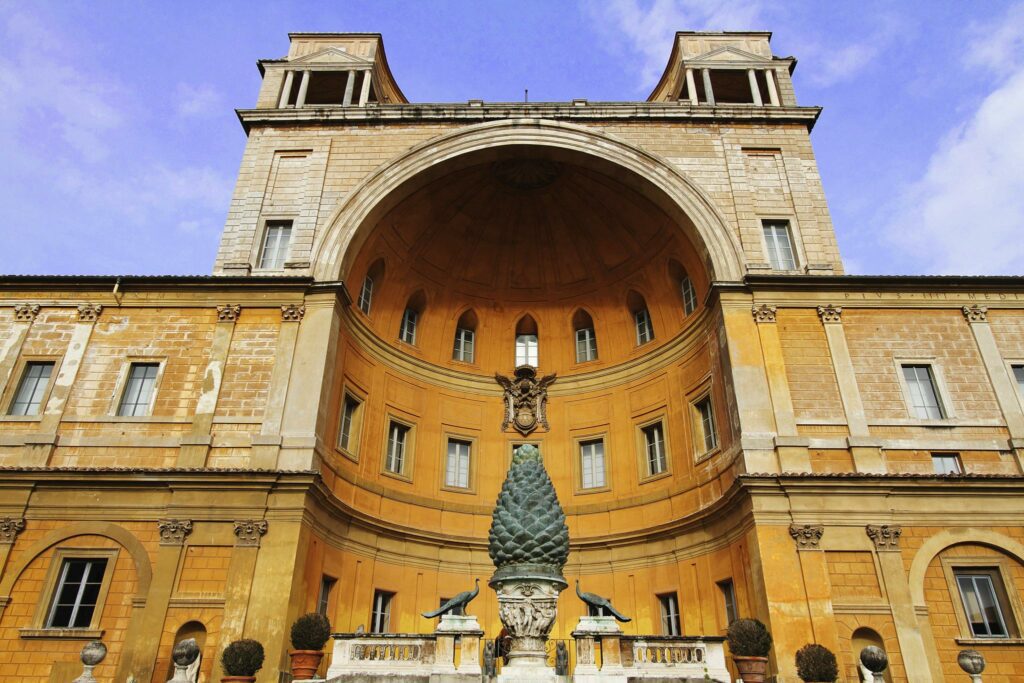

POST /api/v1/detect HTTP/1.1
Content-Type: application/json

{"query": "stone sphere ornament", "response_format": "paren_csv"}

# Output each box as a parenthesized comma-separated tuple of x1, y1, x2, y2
(72, 641, 107, 683)
(958, 649, 986, 675)
(859, 646, 888, 673)
(173, 638, 201, 666)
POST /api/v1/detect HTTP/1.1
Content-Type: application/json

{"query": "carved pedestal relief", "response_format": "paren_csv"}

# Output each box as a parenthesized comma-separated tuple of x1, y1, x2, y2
(495, 366, 556, 436)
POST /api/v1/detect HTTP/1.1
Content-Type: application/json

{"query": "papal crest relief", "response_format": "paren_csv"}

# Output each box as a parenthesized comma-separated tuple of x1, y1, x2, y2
(495, 365, 557, 436)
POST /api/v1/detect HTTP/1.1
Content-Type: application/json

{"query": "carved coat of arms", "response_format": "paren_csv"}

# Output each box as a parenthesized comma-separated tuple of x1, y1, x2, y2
(495, 366, 557, 436)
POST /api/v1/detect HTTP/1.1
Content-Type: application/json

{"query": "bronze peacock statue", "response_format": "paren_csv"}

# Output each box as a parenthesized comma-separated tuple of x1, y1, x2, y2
(575, 579, 631, 622)
(422, 578, 480, 618)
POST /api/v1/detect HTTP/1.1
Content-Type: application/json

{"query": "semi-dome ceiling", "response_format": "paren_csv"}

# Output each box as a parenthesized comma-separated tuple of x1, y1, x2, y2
(364, 155, 699, 302)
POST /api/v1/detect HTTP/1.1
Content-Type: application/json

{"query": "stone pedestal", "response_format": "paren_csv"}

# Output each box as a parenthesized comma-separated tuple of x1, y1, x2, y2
(435, 614, 483, 676)
(572, 617, 626, 682)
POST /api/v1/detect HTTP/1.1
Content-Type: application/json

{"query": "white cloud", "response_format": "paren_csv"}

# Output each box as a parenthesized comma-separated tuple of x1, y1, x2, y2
(583, 0, 764, 90)
(887, 22, 1024, 275)
(965, 3, 1024, 75)
(175, 83, 224, 119)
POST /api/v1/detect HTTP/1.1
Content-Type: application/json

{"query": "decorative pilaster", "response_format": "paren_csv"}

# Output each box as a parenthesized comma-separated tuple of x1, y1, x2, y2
(77, 304, 103, 323)
(0, 518, 25, 544)
(157, 519, 194, 546)
(751, 304, 777, 323)
(789, 524, 824, 550)
(866, 524, 902, 551)
(13, 304, 40, 322)
(216, 304, 241, 322)
(281, 304, 306, 322)
(962, 304, 988, 323)
(817, 304, 842, 323)
(233, 520, 269, 547)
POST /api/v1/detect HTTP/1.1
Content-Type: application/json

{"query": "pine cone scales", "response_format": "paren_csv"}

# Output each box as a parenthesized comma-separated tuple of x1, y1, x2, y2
(489, 445, 569, 569)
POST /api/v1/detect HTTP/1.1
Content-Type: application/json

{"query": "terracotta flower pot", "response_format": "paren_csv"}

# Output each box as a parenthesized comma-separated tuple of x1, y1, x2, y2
(733, 655, 769, 683)
(289, 650, 325, 679)
(220, 677, 256, 683)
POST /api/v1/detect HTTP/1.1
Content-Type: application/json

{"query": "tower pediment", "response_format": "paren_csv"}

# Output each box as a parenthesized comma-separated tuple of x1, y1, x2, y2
(690, 45, 773, 65)
(290, 47, 374, 68)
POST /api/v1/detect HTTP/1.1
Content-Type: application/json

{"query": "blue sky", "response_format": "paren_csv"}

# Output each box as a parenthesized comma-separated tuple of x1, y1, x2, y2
(1, 1, 1022, 276)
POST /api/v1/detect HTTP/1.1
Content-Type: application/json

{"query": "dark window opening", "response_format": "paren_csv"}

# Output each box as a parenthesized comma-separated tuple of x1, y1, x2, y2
(709, 69, 755, 104)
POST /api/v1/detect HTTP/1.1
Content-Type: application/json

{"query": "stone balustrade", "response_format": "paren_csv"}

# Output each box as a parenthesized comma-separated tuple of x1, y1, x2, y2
(326, 633, 437, 679)
(574, 628, 730, 682)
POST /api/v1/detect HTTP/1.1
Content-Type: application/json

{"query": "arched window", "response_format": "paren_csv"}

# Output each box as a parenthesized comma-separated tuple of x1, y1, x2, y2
(515, 315, 539, 367)
(628, 291, 654, 345)
(399, 290, 425, 345)
(572, 309, 597, 363)
(358, 259, 385, 315)
(453, 310, 478, 363)
(669, 259, 698, 315)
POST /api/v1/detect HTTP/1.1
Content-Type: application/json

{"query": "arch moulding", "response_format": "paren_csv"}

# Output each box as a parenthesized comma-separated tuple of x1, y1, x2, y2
(907, 527, 1024, 606)
(311, 118, 746, 283)
(0, 521, 154, 598)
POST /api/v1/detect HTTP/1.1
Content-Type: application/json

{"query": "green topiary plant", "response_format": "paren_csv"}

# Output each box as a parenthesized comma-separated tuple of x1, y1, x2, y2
(291, 612, 332, 651)
(727, 618, 772, 657)
(795, 643, 839, 682)
(221, 639, 265, 677)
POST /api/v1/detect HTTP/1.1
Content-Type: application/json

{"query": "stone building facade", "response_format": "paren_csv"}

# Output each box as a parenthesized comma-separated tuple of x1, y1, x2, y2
(0, 31, 1022, 682)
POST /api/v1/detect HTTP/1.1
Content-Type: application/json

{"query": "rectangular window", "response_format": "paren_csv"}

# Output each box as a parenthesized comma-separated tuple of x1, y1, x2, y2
(932, 452, 963, 475)
(453, 328, 475, 363)
(117, 362, 160, 417)
(1013, 365, 1024, 396)
(46, 558, 108, 628)
(718, 579, 738, 624)
(516, 334, 538, 367)
(902, 364, 945, 419)
(575, 328, 598, 363)
(337, 394, 362, 453)
(694, 395, 718, 454)
(371, 590, 393, 633)
(318, 576, 336, 616)
(762, 220, 797, 270)
(635, 308, 654, 345)
(682, 277, 697, 315)
(259, 220, 292, 270)
(8, 361, 54, 416)
(385, 421, 409, 475)
(445, 438, 472, 489)
(955, 570, 1013, 638)
(358, 276, 374, 315)
(579, 439, 606, 490)
(658, 592, 681, 636)
(399, 308, 418, 345)
(643, 422, 667, 476)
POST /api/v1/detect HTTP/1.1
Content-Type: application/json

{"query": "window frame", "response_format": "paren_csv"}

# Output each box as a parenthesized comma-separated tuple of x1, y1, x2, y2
(256, 218, 294, 271)
(634, 307, 654, 346)
(718, 579, 738, 626)
(636, 414, 671, 483)
(381, 413, 416, 482)
(574, 327, 598, 364)
(689, 385, 720, 462)
(370, 589, 394, 634)
(3, 356, 60, 419)
(358, 275, 374, 315)
(336, 385, 366, 462)
(572, 432, 610, 494)
(26, 547, 119, 637)
(681, 276, 698, 316)
(941, 556, 1023, 641)
(657, 592, 682, 636)
(760, 218, 800, 271)
(440, 431, 477, 494)
(1007, 361, 1024, 408)
(931, 452, 963, 475)
(515, 333, 539, 367)
(317, 575, 337, 617)
(894, 359, 952, 422)
(398, 308, 419, 346)
(110, 359, 165, 418)
(452, 326, 476, 364)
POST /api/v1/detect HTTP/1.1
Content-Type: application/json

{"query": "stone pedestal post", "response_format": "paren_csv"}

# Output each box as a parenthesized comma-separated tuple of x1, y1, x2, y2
(435, 614, 484, 676)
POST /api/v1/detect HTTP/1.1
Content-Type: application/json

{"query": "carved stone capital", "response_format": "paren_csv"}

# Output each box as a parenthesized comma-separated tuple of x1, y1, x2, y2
(157, 519, 193, 546)
(789, 523, 824, 550)
(13, 304, 41, 323)
(281, 304, 306, 322)
(866, 524, 902, 551)
(751, 304, 777, 323)
(77, 304, 103, 323)
(234, 519, 268, 546)
(0, 517, 25, 544)
(216, 304, 241, 322)
(816, 304, 842, 324)
(962, 305, 988, 323)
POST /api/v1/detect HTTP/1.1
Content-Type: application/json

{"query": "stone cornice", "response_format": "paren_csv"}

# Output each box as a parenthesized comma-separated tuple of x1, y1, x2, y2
(236, 103, 822, 133)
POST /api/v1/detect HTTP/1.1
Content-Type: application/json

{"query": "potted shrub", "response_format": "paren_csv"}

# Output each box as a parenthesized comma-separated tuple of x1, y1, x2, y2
(289, 612, 332, 679)
(220, 639, 264, 682)
(727, 618, 772, 683)
(796, 643, 839, 682)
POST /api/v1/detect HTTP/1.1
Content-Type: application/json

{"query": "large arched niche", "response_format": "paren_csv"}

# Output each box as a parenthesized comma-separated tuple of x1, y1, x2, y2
(312, 119, 745, 283)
